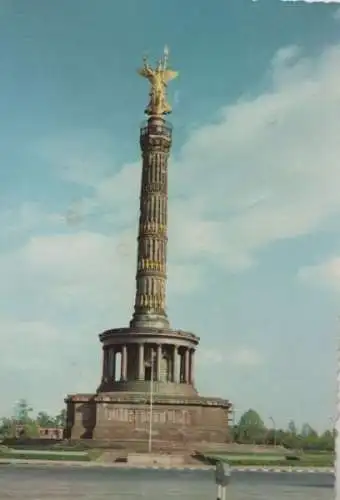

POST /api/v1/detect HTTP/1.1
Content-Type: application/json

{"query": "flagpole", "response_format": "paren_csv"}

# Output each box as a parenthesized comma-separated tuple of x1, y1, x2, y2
(148, 349, 154, 454)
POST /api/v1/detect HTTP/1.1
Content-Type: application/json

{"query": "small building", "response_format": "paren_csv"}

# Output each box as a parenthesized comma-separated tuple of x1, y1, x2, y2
(15, 425, 63, 440)
(38, 427, 63, 439)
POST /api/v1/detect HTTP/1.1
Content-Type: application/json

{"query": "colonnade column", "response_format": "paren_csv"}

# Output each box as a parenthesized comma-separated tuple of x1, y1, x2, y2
(121, 345, 127, 381)
(180, 350, 184, 382)
(173, 345, 178, 383)
(111, 349, 116, 381)
(138, 343, 145, 380)
(156, 344, 162, 381)
(176, 347, 193, 384)
(190, 349, 195, 385)
(184, 348, 190, 383)
(102, 348, 108, 381)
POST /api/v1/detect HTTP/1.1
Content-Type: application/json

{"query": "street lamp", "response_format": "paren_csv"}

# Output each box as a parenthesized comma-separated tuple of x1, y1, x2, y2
(148, 348, 156, 454)
(269, 416, 276, 447)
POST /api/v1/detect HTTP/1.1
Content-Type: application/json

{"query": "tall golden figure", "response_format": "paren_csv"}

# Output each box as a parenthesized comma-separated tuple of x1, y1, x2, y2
(138, 46, 178, 116)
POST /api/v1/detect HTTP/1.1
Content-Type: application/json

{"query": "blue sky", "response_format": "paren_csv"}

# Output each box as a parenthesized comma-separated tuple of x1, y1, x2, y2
(0, 0, 340, 431)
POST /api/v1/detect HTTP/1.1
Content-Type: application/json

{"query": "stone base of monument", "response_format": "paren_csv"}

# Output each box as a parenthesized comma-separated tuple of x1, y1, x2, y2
(65, 392, 231, 446)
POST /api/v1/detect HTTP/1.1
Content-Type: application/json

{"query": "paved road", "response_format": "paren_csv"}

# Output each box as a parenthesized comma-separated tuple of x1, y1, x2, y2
(0, 464, 333, 499)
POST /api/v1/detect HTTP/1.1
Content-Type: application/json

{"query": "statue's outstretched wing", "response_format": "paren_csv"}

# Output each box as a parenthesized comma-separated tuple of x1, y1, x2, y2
(137, 67, 152, 78)
(163, 70, 178, 83)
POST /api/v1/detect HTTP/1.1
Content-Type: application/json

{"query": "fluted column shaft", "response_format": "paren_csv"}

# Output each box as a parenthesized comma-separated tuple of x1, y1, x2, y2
(107, 349, 112, 378)
(184, 348, 190, 383)
(180, 350, 184, 382)
(156, 344, 162, 381)
(130, 118, 172, 329)
(102, 349, 108, 380)
(111, 349, 116, 381)
(138, 343, 145, 380)
(121, 345, 127, 381)
(190, 349, 195, 385)
(173, 345, 178, 383)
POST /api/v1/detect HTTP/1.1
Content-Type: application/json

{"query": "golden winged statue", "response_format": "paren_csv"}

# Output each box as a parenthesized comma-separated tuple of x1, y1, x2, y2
(138, 46, 178, 116)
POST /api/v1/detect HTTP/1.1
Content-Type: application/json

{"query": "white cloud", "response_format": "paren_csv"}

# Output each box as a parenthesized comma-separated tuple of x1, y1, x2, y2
(0, 202, 63, 240)
(198, 347, 263, 368)
(35, 129, 116, 186)
(51, 42, 340, 273)
(198, 349, 225, 364)
(298, 256, 340, 292)
(0, 315, 106, 417)
(281, 0, 340, 3)
(173, 90, 180, 108)
(2, 40, 340, 415)
(0, 320, 60, 371)
(0, 230, 203, 415)
(228, 347, 264, 367)
(0, 232, 201, 323)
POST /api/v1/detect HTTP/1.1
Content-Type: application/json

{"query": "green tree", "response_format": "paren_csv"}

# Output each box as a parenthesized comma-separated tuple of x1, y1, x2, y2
(237, 409, 266, 444)
(288, 420, 298, 435)
(265, 428, 286, 446)
(318, 430, 334, 452)
(301, 423, 317, 439)
(36, 411, 55, 428)
(299, 423, 318, 450)
(284, 420, 301, 449)
(14, 399, 33, 424)
(0, 417, 16, 438)
(54, 409, 66, 428)
(13, 399, 39, 438)
(21, 421, 40, 438)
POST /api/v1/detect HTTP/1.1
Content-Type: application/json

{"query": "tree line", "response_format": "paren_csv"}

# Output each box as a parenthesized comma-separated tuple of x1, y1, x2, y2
(0, 399, 66, 439)
(233, 409, 334, 451)
(0, 401, 335, 452)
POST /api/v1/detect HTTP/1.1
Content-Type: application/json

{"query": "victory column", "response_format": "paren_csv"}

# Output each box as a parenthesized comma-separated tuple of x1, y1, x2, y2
(65, 48, 231, 448)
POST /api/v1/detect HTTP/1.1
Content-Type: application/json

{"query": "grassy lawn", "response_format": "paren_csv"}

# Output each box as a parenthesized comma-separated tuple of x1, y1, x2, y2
(210, 454, 285, 462)
(9, 449, 88, 456)
(0, 447, 92, 461)
(7, 443, 92, 452)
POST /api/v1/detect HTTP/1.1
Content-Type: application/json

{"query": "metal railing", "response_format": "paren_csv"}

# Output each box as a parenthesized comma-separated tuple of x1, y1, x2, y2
(140, 121, 172, 139)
